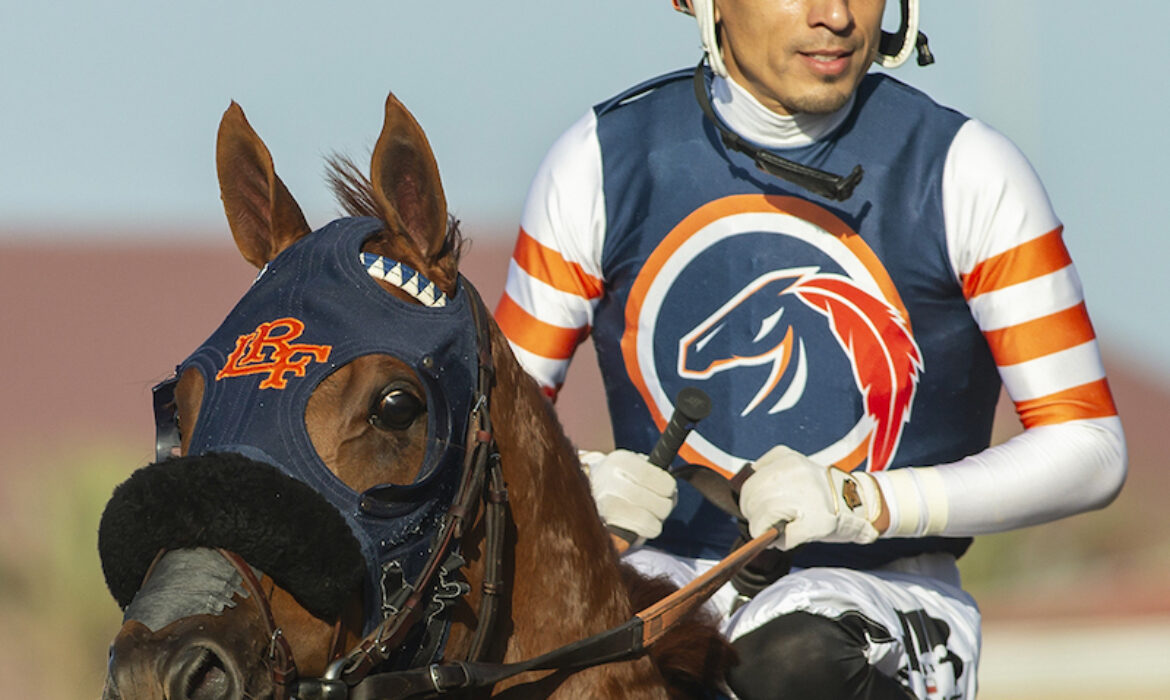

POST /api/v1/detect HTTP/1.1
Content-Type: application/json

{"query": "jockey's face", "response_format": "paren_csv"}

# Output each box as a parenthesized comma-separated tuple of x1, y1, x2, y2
(715, 0, 885, 115)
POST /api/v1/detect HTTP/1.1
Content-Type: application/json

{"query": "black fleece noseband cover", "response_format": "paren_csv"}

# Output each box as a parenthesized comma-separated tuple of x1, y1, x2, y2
(99, 452, 365, 621)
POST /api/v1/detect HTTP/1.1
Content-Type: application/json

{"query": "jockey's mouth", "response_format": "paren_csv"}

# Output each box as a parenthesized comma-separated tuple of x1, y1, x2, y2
(799, 48, 856, 76)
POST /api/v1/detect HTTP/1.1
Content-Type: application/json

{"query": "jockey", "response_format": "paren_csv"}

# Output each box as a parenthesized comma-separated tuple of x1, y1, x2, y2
(495, 1, 1126, 698)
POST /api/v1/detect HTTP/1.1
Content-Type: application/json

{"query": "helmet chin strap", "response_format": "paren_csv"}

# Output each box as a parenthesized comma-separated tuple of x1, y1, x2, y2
(876, 0, 935, 68)
(691, 60, 863, 202)
(674, 0, 728, 77)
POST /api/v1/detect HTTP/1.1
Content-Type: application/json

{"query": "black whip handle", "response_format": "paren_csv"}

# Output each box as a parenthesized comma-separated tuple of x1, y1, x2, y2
(647, 387, 711, 468)
(609, 388, 711, 548)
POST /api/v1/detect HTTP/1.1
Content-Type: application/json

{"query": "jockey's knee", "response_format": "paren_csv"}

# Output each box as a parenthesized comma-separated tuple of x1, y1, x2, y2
(726, 611, 912, 700)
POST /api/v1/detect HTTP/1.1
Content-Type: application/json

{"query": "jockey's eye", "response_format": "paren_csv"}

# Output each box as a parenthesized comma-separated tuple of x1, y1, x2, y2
(369, 385, 425, 431)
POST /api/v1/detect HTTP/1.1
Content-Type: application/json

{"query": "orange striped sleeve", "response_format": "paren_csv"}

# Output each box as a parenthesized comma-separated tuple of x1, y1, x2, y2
(1015, 378, 1118, 429)
(512, 227, 604, 299)
(983, 303, 1097, 366)
(961, 227, 1071, 299)
(495, 293, 588, 360)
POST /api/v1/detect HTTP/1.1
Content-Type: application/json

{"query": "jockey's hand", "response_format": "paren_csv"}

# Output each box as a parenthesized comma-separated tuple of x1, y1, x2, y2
(739, 446, 884, 550)
(580, 449, 677, 544)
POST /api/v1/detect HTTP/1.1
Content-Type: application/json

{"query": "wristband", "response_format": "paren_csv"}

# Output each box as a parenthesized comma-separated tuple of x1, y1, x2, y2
(872, 467, 949, 537)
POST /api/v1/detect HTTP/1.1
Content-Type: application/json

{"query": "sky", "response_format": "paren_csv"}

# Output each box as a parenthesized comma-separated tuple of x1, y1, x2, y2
(2, 1, 1168, 378)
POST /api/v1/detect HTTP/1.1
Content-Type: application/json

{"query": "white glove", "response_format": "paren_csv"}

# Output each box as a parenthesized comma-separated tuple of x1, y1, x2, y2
(581, 449, 678, 542)
(739, 446, 883, 550)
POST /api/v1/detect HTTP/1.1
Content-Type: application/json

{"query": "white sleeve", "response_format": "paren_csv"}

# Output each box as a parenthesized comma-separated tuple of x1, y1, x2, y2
(873, 120, 1126, 537)
(495, 110, 608, 394)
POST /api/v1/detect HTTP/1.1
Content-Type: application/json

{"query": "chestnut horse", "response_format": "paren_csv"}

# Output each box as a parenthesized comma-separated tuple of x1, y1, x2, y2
(98, 94, 732, 700)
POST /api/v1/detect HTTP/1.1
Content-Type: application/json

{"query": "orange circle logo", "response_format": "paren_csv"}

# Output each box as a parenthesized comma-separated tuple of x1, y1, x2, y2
(621, 195, 922, 476)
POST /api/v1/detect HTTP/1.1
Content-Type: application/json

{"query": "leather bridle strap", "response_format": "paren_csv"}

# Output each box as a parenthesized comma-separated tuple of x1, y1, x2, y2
(217, 549, 299, 699)
(461, 280, 507, 662)
(672, 463, 793, 599)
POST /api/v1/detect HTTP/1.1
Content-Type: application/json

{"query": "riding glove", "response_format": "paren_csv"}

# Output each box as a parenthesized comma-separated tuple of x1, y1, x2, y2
(581, 449, 678, 543)
(739, 446, 883, 550)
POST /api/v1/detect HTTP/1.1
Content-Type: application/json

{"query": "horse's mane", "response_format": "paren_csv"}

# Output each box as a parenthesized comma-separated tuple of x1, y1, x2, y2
(621, 564, 737, 696)
(325, 155, 466, 264)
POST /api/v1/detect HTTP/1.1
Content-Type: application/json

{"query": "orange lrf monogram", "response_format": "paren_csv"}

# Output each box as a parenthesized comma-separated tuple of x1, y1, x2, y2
(215, 317, 332, 390)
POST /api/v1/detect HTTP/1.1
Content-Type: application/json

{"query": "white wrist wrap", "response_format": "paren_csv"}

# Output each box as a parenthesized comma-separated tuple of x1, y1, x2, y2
(873, 468, 950, 537)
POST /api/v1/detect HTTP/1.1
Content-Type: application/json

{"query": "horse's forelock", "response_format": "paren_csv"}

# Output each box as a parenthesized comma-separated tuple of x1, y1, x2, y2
(325, 155, 465, 265)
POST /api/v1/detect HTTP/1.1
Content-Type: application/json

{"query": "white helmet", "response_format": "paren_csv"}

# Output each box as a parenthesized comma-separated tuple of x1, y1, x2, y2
(671, 0, 930, 77)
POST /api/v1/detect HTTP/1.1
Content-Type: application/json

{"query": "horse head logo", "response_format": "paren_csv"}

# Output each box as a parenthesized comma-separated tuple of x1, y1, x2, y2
(679, 269, 813, 417)
(678, 267, 923, 470)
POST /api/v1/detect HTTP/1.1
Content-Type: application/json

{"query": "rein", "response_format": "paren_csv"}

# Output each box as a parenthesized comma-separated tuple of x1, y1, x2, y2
(299, 529, 783, 699)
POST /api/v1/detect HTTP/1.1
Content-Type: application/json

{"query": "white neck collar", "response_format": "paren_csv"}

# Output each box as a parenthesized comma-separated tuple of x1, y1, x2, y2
(710, 74, 854, 149)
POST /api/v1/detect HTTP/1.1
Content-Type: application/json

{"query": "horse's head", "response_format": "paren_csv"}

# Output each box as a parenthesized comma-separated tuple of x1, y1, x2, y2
(100, 93, 484, 700)
(100, 91, 736, 700)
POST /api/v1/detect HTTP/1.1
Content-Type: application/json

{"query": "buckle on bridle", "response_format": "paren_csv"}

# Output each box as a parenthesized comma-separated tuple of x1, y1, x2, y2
(428, 662, 471, 693)
(267, 627, 285, 660)
(291, 660, 350, 700)
(287, 656, 352, 700)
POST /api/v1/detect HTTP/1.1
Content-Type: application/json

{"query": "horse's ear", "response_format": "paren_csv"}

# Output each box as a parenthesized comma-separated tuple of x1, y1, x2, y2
(370, 93, 449, 266)
(216, 102, 312, 268)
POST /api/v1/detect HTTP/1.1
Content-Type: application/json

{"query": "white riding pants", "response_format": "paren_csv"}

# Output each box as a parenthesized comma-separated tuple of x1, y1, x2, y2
(624, 547, 981, 700)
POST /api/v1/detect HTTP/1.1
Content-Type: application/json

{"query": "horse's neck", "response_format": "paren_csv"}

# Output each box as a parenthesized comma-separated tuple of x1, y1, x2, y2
(487, 330, 634, 644)
(476, 333, 671, 697)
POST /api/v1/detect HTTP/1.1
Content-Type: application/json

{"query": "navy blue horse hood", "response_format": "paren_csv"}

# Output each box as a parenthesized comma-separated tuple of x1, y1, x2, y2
(102, 217, 480, 637)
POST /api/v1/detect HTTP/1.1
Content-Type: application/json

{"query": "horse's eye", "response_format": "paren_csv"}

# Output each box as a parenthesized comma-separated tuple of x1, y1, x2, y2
(369, 387, 425, 431)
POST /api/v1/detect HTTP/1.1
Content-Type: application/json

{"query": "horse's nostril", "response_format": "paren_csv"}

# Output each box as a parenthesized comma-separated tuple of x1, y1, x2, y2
(168, 644, 238, 700)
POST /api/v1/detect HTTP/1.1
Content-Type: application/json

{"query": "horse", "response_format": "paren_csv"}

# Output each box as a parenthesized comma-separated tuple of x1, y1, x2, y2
(98, 93, 734, 700)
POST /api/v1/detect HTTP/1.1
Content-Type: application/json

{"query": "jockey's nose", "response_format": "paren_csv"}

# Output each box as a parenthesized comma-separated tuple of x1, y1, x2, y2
(165, 642, 241, 700)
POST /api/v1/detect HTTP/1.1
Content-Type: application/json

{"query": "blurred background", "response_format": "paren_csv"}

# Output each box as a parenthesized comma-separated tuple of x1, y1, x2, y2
(1, 2, 1166, 698)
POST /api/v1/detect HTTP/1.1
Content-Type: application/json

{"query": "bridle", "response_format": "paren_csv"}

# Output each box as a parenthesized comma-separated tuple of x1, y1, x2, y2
(277, 279, 510, 700)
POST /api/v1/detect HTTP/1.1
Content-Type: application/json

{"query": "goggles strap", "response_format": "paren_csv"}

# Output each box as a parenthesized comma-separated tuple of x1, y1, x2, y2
(692, 60, 863, 202)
